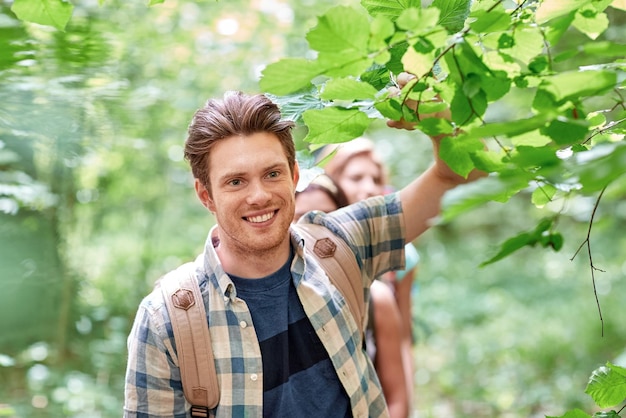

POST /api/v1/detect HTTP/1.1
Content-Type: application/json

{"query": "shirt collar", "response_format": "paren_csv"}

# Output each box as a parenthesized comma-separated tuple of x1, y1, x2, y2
(203, 225, 237, 302)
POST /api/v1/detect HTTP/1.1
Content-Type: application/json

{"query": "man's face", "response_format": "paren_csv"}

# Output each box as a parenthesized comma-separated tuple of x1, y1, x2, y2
(196, 132, 299, 256)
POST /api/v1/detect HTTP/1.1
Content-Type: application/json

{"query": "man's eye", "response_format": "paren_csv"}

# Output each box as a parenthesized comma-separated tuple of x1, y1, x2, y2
(229, 179, 241, 186)
(268, 171, 279, 178)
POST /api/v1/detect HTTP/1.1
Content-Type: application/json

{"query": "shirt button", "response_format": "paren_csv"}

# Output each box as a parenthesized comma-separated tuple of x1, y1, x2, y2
(239, 320, 247, 328)
(250, 374, 258, 381)
(223, 296, 229, 303)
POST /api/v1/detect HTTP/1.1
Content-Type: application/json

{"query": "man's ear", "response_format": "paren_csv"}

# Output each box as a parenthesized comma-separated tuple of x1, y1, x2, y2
(293, 161, 300, 186)
(195, 179, 216, 212)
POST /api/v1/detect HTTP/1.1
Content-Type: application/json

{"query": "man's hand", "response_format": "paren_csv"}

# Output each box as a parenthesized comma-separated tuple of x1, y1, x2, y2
(386, 72, 486, 184)
(386, 72, 451, 131)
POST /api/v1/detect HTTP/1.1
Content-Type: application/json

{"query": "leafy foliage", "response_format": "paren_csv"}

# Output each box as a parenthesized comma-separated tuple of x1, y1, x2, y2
(547, 362, 626, 417)
(2, 0, 626, 417)
(586, 363, 626, 410)
(11, 0, 73, 31)
(260, 0, 626, 264)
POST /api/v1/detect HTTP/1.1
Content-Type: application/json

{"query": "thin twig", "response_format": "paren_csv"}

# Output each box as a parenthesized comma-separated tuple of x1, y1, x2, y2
(571, 185, 608, 336)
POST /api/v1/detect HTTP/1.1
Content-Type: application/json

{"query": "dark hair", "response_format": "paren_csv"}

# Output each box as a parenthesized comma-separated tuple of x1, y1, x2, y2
(296, 174, 349, 209)
(184, 91, 295, 190)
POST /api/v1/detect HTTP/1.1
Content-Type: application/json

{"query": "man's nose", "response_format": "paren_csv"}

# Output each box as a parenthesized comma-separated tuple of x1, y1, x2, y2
(247, 181, 272, 204)
(362, 178, 382, 198)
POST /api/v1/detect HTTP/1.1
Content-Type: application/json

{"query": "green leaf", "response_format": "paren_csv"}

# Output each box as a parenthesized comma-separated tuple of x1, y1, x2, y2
(462, 73, 482, 98)
(417, 117, 454, 137)
(396, 7, 440, 32)
(583, 41, 626, 57)
(470, 150, 506, 173)
(503, 27, 545, 65)
(536, 70, 617, 104)
(450, 87, 487, 125)
(441, 175, 529, 222)
(573, 6, 609, 39)
(549, 232, 564, 251)
(360, 65, 392, 90)
(415, 100, 448, 116)
(509, 145, 561, 169)
(531, 183, 557, 208)
(148, 0, 165, 5)
(386, 41, 410, 74)
(509, 131, 553, 147)
(268, 91, 324, 123)
(447, 42, 510, 102)
(459, 115, 552, 144)
(546, 409, 592, 418)
(528, 56, 550, 74)
(306, 6, 370, 54)
(535, 0, 592, 25)
(540, 118, 590, 146)
(320, 78, 378, 101)
(585, 363, 626, 408)
(302, 107, 371, 144)
(11, 0, 73, 31)
(402, 47, 434, 79)
(481, 72, 511, 101)
(469, 9, 511, 33)
(592, 411, 620, 418)
(431, 0, 471, 33)
(260, 58, 322, 96)
(374, 98, 404, 120)
(369, 15, 396, 51)
(439, 132, 485, 177)
(317, 52, 373, 78)
(544, 13, 577, 45)
(361, 0, 421, 21)
(480, 219, 553, 266)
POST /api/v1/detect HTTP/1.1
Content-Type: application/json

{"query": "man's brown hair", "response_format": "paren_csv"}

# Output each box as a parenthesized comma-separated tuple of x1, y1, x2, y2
(185, 91, 295, 190)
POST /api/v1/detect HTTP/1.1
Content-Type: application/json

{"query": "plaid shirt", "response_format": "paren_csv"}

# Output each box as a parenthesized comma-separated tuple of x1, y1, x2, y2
(124, 194, 406, 418)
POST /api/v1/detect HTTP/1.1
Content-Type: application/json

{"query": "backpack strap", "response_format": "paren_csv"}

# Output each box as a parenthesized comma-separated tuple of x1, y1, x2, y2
(160, 261, 219, 416)
(293, 223, 366, 333)
(159, 224, 363, 415)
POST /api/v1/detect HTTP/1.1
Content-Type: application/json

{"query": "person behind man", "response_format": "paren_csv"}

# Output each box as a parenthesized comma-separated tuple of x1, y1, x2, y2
(124, 86, 481, 417)
(293, 173, 349, 222)
(324, 137, 420, 408)
(294, 173, 409, 418)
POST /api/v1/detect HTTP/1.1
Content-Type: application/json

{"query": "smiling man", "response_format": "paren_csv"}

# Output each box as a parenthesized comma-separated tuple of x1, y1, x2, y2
(197, 132, 297, 276)
(124, 91, 480, 418)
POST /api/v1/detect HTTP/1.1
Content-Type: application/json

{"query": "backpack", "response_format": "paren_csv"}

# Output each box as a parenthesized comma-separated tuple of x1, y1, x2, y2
(159, 223, 365, 417)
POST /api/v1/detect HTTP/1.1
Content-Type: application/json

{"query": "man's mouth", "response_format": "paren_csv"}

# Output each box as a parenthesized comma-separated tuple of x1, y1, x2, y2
(245, 211, 276, 223)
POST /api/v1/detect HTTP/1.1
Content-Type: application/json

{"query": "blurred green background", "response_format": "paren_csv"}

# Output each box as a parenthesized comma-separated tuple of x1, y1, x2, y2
(1, 0, 625, 417)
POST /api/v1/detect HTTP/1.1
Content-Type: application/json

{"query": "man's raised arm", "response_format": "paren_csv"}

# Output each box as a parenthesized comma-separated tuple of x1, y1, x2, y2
(388, 72, 485, 243)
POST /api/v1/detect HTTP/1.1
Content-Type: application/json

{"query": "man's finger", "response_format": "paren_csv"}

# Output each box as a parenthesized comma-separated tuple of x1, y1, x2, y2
(396, 72, 416, 88)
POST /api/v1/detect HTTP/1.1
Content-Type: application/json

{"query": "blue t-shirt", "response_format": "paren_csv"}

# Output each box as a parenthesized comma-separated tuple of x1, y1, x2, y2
(229, 250, 351, 418)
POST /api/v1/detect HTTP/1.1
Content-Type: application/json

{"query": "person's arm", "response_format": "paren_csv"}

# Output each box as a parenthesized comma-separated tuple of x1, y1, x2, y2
(389, 73, 485, 242)
(370, 280, 410, 418)
(399, 161, 472, 242)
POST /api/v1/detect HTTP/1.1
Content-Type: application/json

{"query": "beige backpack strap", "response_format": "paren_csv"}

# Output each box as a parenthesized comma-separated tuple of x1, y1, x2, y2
(160, 262, 220, 416)
(294, 223, 365, 332)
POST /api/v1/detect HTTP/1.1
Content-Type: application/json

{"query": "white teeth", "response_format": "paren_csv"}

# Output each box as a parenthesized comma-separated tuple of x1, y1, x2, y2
(247, 212, 274, 223)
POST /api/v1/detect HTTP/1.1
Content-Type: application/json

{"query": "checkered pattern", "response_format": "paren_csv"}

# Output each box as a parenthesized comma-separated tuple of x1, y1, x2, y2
(124, 194, 406, 418)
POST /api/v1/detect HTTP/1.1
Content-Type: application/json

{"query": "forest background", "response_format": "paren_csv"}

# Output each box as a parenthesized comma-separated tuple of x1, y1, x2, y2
(1, 0, 625, 417)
